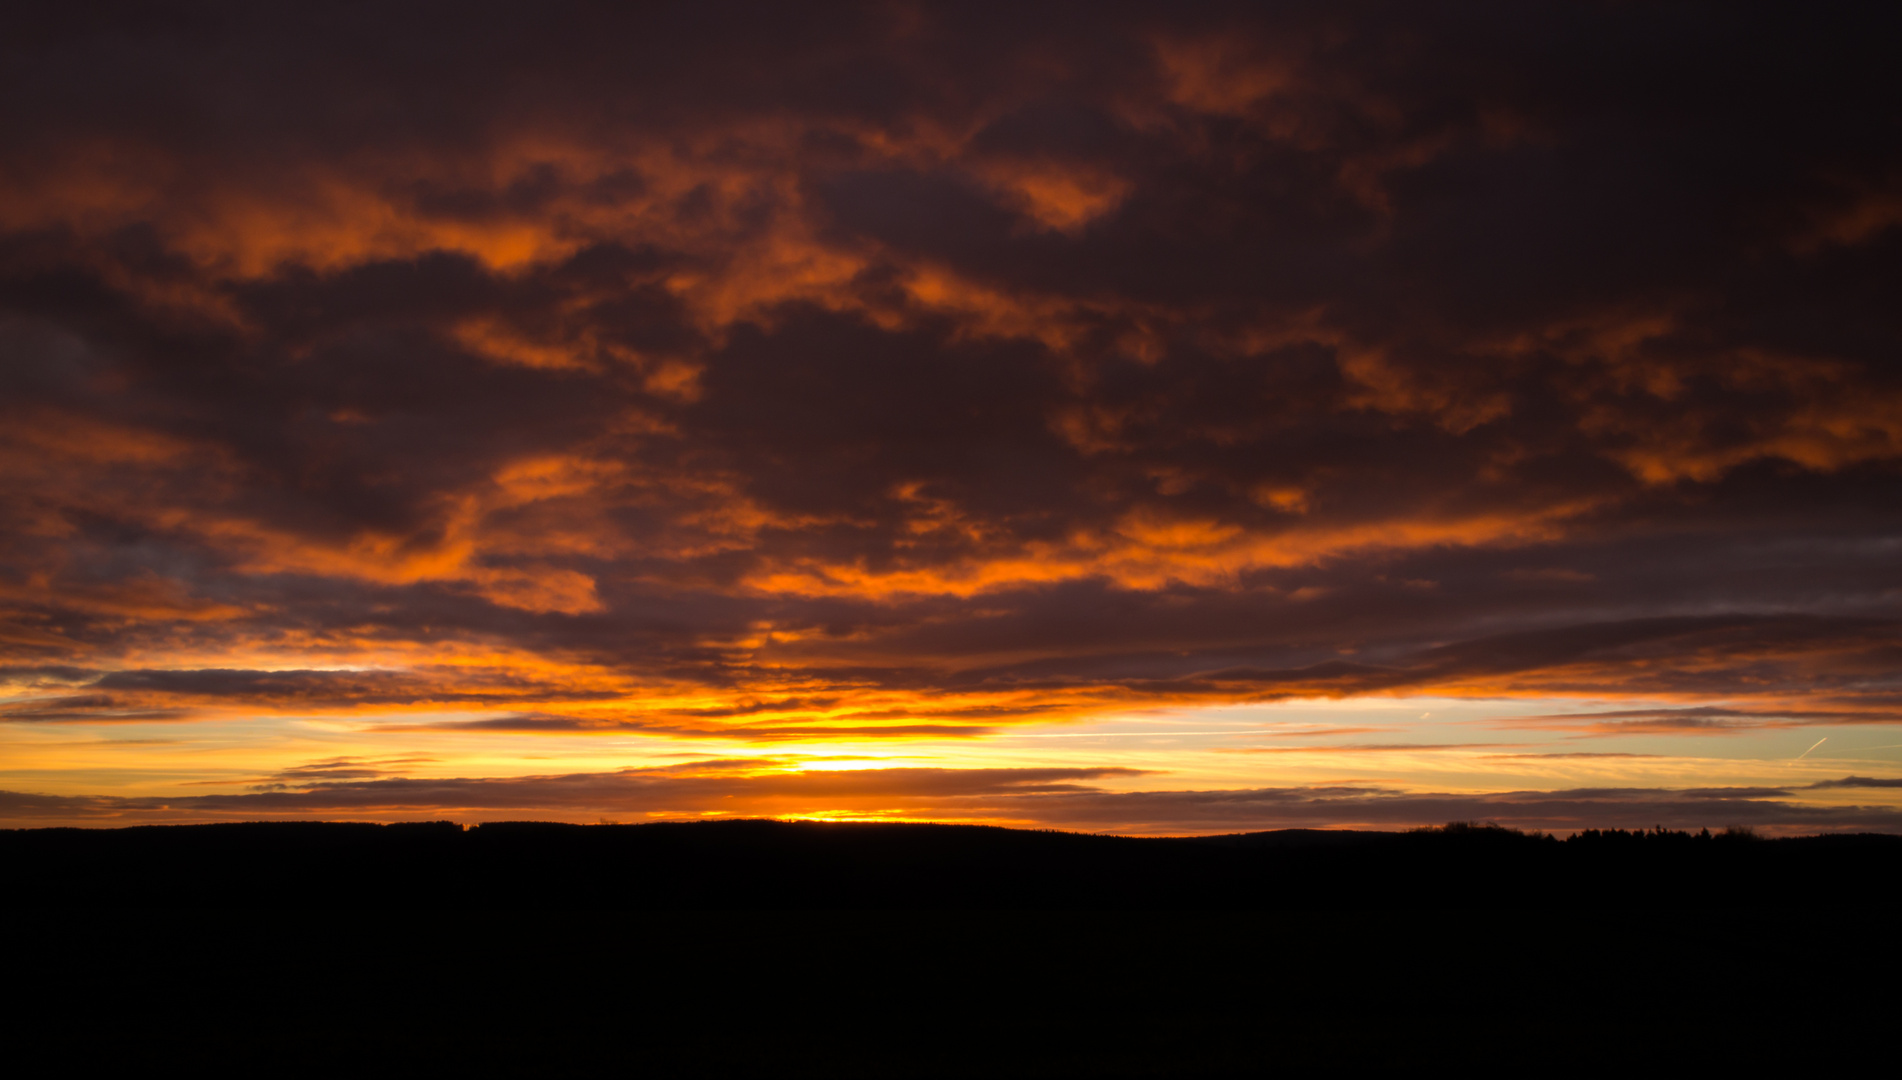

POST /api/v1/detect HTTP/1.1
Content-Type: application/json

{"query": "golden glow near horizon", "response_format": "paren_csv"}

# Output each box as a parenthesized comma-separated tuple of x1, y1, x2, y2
(4, 688, 1898, 832)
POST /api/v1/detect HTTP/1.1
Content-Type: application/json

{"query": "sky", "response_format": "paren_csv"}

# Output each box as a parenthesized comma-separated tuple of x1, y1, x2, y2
(4, 1, 1901, 834)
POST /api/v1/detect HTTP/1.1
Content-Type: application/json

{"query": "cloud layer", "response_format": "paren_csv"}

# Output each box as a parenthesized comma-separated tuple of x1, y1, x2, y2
(3, 3, 1900, 827)
(6, 760, 1900, 836)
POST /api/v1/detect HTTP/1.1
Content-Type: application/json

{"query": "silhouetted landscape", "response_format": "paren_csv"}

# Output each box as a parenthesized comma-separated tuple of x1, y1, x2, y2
(7, 818, 1898, 908)
(10, 818, 1897, 1075)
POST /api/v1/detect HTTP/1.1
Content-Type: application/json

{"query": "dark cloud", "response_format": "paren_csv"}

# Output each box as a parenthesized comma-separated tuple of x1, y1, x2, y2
(0, 668, 628, 722)
(0, 761, 1152, 819)
(1808, 776, 1902, 790)
(0, 695, 192, 723)
(1496, 701, 1902, 735)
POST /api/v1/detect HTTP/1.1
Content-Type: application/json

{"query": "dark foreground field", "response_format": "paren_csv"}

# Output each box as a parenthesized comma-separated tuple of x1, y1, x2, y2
(5, 817, 1900, 907)
(8, 821, 1897, 1075)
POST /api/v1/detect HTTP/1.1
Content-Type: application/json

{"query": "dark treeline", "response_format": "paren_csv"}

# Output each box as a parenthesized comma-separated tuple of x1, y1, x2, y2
(4, 818, 1896, 908)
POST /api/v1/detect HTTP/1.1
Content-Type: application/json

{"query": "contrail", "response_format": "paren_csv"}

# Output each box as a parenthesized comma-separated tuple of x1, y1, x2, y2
(1793, 737, 1828, 761)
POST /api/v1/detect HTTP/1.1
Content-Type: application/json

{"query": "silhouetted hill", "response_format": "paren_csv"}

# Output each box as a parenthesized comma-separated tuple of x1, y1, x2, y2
(5, 818, 1897, 908)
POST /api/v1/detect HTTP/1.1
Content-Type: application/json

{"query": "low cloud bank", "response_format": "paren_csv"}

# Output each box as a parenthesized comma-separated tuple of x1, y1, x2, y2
(6, 763, 1898, 835)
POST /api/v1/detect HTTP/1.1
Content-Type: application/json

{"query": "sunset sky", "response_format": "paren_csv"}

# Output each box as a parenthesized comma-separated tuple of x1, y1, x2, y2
(4, 1, 1901, 833)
